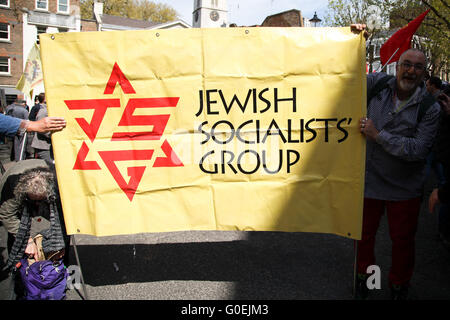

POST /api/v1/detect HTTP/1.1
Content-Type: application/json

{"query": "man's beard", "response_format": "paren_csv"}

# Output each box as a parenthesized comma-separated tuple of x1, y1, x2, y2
(398, 78, 417, 93)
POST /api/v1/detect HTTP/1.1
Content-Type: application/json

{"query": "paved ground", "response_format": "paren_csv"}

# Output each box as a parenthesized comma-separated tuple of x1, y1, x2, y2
(0, 139, 449, 300)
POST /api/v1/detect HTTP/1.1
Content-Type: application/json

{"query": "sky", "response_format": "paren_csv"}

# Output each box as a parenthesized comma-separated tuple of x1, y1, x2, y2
(154, 0, 329, 27)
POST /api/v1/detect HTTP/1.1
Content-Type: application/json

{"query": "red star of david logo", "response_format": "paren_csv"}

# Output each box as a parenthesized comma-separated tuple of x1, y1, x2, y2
(65, 63, 183, 201)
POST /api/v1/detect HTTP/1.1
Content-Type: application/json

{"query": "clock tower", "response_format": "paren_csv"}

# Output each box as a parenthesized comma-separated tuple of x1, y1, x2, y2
(193, 0, 228, 28)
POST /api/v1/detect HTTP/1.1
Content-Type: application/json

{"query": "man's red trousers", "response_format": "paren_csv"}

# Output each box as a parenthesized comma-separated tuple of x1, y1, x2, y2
(357, 197, 422, 286)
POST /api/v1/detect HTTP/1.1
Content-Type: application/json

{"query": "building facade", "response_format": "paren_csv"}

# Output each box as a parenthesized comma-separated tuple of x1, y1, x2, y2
(0, 0, 81, 106)
(192, 0, 228, 28)
(1, 0, 191, 106)
(0, 0, 23, 105)
(261, 9, 304, 27)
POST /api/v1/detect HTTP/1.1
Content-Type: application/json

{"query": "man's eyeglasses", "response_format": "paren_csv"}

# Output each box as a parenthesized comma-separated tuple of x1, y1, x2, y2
(400, 62, 425, 72)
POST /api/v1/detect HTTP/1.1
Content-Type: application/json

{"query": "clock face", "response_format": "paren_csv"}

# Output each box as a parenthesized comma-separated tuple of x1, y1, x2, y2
(210, 10, 219, 22)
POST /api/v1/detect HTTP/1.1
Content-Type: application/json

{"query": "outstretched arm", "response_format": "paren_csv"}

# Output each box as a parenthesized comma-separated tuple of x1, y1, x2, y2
(25, 117, 66, 133)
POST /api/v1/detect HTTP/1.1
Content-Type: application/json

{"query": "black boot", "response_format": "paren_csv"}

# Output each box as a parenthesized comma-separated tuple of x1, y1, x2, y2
(354, 273, 369, 300)
(391, 284, 409, 300)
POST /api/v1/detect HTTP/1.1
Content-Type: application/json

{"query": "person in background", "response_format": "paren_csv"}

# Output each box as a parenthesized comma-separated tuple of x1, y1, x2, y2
(27, 95, 42, 160)
(0, 105, 66, 171)
(425, 76, 445, 184)
(426, 76, 442, 99)
(5, 99, 28, 119)
(429, 88, 450, 250)
(31, 93, 53, 162)
(28, 95, 41, 122)
(7, 100, 30, 161)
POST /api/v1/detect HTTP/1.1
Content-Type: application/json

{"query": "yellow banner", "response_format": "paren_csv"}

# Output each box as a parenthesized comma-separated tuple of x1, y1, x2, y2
(40, 27, 366, 239)
(16, 43, 43, 101)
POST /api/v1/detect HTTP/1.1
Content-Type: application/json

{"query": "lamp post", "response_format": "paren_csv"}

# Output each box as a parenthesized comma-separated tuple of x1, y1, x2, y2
(309, 12, 321, 27)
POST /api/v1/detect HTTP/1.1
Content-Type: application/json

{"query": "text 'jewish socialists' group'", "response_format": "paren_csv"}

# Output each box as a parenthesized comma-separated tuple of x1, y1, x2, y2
(195, 87, 353, 175)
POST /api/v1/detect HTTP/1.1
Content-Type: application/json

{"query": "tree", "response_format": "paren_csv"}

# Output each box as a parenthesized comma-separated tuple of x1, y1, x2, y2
(324, 0, 449, 78)
(324, 0, 396, 72)
(80, 0, 178, 23)
(389, 0, 449, 78)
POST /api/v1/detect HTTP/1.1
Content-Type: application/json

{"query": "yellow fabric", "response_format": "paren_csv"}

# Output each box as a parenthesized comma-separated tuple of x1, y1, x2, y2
(16, 43, 43, 101)
(40, 27, 366, 239)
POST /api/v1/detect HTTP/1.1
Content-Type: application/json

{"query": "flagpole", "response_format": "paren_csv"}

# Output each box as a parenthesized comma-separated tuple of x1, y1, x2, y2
(19, 132, 27, 161)
(353, 240, 358, 298)
(72, 235, 89, 300)
(376, 47, 400, 73)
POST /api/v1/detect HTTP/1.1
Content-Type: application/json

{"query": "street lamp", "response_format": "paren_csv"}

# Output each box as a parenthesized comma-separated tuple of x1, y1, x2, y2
(309, 12, 321, 27)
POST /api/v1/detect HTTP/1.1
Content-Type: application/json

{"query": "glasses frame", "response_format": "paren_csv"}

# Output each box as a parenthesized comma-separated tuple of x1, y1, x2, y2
(399, 61, 426, 72)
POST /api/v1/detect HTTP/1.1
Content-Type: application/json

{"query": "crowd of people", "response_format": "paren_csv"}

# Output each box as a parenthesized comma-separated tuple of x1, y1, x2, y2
(2, 93, 55, 163)
(0, 24, 448, 300)
(0, 95, 67, 299)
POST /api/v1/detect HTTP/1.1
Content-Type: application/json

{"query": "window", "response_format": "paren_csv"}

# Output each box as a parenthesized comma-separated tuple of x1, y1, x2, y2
(387, 63, 397, 76)
(374, 43, 380, 58)
(0, 57, 10, 75)
(0, 0, 9, 8)
(0, 23, 9, 42)
(58, 0, 69, 13)
(36, 26, 47, 44)
(36, 0, 48, 10)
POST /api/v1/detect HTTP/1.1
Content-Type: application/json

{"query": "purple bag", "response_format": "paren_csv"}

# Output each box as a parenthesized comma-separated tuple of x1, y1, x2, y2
(18, 258, 68, 300)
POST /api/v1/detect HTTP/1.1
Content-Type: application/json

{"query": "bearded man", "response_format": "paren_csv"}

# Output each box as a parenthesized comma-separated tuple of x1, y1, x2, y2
(356, 48, 441, 299)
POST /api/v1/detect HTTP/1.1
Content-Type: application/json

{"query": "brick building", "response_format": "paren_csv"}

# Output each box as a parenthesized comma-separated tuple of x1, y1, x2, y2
(1, 1, 327, 108)
(0, 0, 26, 105)
(0, 0, 81, 106)
(0, 0, 191, 107)
(261, 9, 305, 27)
(230, 9, 315, 28)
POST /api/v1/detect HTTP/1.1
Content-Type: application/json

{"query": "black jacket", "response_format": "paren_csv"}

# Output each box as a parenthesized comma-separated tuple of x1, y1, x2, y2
(28, 104, 41, 121)
(435, 113, 450, 203)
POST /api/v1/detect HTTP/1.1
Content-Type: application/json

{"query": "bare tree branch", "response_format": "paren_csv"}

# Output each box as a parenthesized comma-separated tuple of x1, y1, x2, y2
(420, 0, 450, 28)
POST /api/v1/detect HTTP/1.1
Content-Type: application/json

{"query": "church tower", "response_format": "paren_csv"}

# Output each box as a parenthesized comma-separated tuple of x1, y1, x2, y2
(192, 0, 228, 28)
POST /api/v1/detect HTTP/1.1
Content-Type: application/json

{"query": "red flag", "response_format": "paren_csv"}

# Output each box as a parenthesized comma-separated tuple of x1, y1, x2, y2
(380, 9, 430, 66)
